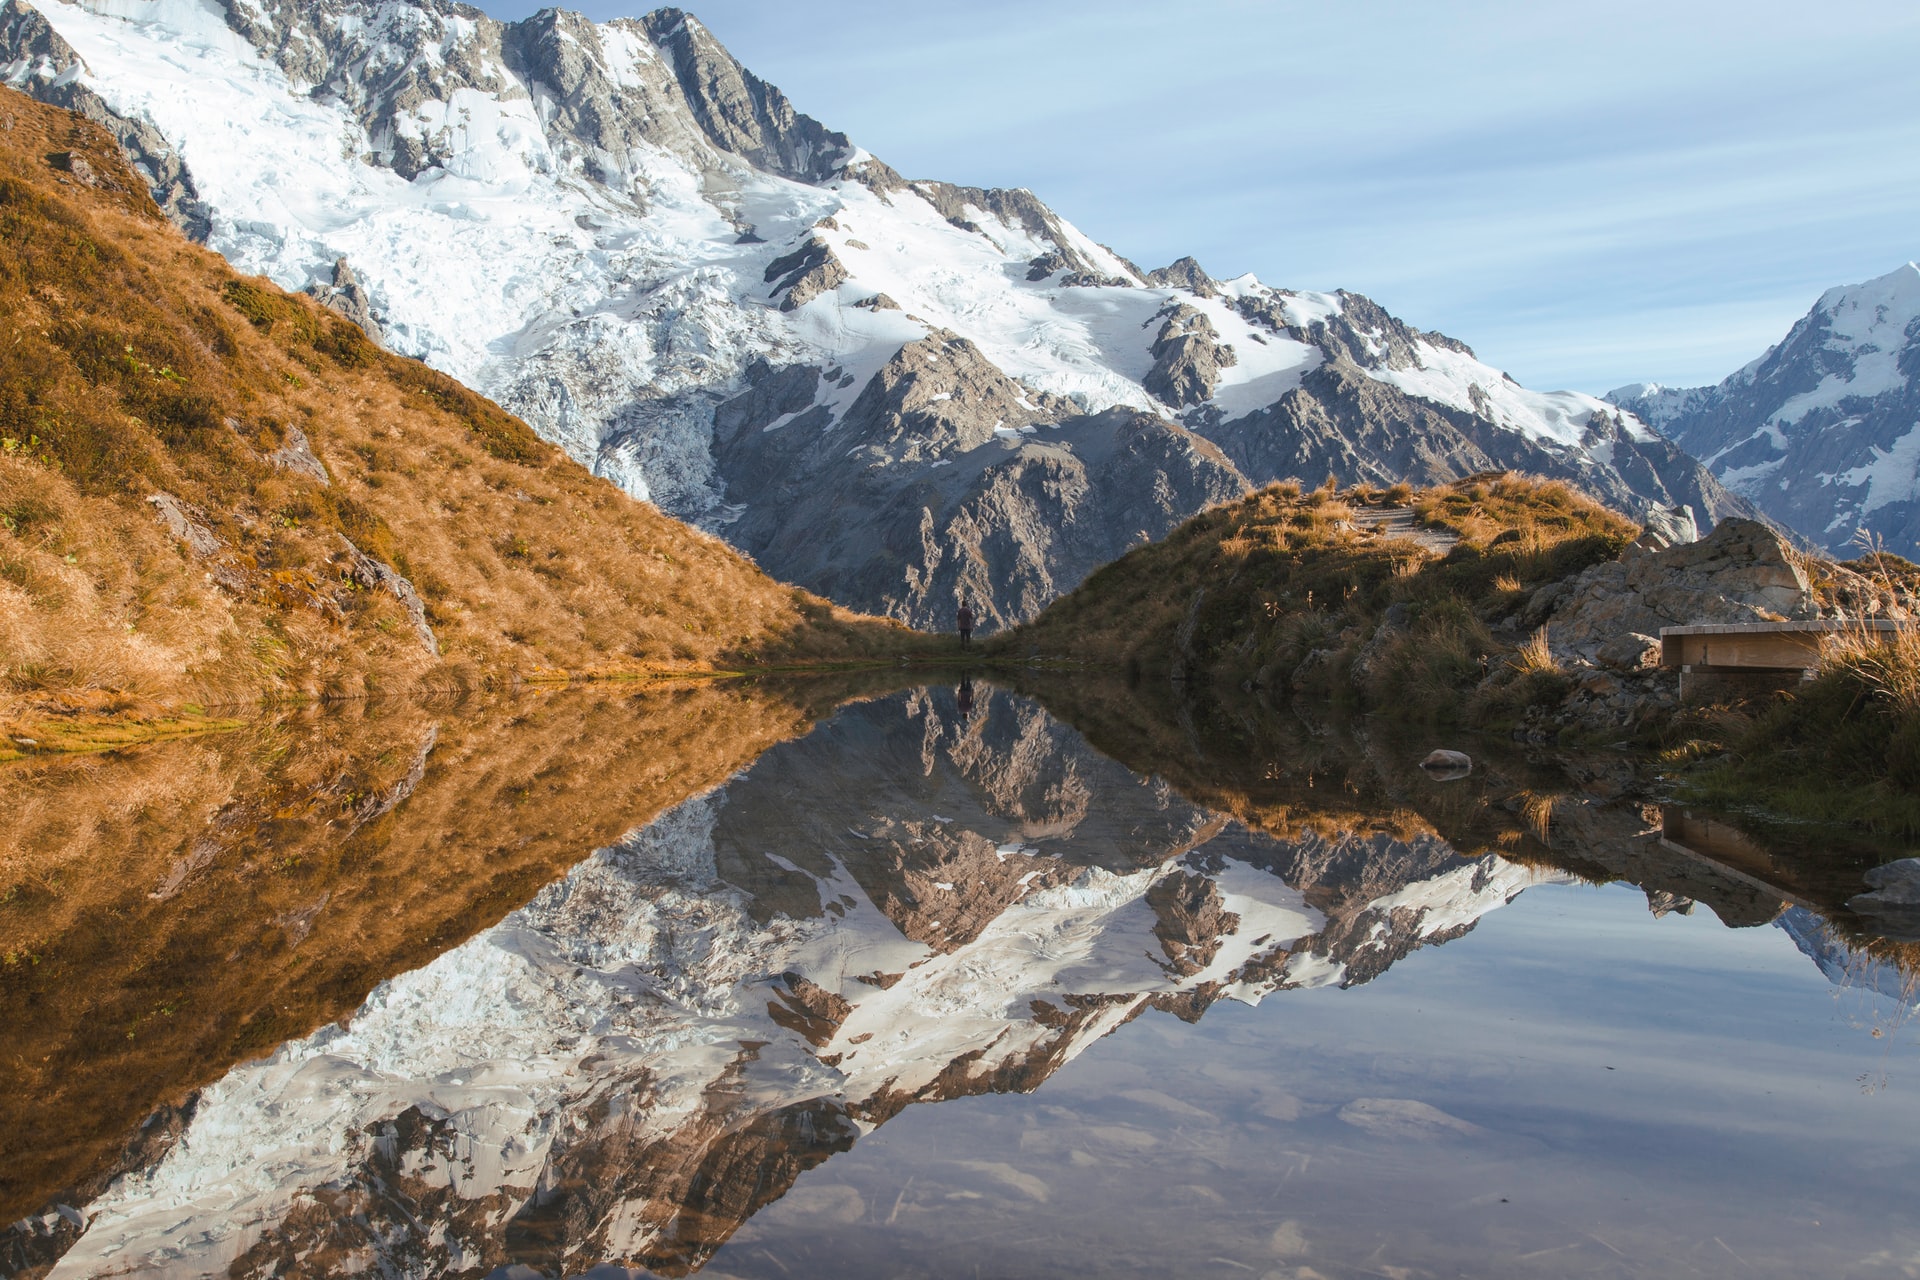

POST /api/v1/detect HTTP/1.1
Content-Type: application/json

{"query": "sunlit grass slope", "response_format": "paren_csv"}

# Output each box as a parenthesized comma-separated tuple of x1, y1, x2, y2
(1003, 474, 1636, 697)
(0, 88, 925, 732)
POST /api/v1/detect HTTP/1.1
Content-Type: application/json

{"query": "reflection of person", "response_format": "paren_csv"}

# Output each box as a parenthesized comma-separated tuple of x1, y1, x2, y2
(956, 675, 974, 720)
(956, 601, 976, 649)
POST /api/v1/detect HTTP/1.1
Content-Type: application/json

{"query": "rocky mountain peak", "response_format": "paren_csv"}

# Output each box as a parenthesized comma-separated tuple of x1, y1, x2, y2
(1608, 262, 1920, 556)
(1146, 303, 1238, 408)
(638, 7, 852, 183)
(1146, 255, 1218, 297)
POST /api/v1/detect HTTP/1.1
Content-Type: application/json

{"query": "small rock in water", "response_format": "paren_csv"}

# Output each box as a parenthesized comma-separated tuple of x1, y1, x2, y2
(1418, 749, 1472, 780)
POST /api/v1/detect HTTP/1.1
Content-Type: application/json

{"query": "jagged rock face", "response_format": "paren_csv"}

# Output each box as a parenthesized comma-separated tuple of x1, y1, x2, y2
(638, 7, 852, 184)
(40, 687, 1565, 1278)
(1609, 263, 1920, 557)
(713, 333, 1248, 627)
(5, 0, 1761, 626)
(1145, 304, 1238, 408)
(762, 236, 847, 311)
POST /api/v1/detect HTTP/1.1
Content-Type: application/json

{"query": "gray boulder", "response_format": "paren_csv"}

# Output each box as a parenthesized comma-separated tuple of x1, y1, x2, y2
(303, 258, 382, 343)
(1537, 518, 1814, 663)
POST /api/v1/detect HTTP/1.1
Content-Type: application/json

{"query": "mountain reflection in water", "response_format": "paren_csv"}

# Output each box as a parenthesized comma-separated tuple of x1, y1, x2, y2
(7, 679, 1920, 1279)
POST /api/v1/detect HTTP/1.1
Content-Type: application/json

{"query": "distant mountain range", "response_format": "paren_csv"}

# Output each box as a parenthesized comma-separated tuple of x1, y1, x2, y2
(0, 0, 1764, 625)
(1610, 262, 1920, 559)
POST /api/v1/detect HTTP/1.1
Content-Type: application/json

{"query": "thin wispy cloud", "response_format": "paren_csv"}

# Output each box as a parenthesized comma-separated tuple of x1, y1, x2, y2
(482, 0, 1919, 392)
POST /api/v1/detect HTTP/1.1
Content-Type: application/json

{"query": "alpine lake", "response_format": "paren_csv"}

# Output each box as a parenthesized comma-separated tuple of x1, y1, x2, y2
(6, 672, 1919, 1280)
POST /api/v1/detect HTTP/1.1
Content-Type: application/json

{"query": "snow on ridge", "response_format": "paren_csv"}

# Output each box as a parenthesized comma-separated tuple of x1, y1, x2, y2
(1378, 340, 1649, 449)
(26, 0, 1652, 519)
(1768, 261, 1920, 426)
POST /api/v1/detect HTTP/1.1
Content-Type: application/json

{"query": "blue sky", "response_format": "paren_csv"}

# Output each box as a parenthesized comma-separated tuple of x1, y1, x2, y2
(480, 1, 1920, 395)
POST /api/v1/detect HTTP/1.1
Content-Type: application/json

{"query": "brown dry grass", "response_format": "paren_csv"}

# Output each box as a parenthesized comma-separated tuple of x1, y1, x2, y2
(0, 88, 930, 731)
(1000, 473, 1635, 706)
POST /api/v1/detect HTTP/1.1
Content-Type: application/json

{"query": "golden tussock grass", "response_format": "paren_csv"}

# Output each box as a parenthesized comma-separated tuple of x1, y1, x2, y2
(1507, 627, 1561, 678)
(0, 88, 929, 732)
(1001, 472, 1635, 709)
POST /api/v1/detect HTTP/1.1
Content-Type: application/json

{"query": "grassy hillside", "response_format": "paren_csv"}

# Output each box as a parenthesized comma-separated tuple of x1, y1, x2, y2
(1003, 473, 1636, 704)
(0, 88, 925, 739)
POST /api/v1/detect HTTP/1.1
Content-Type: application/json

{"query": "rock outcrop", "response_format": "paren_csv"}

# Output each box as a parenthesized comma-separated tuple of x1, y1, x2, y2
(302, 258, 382, 343)
(762, 237, 847, 311)
(1532, 518, 1815, 663)
(335, 535, 438, 656)
(1144, 304, 1237, 408)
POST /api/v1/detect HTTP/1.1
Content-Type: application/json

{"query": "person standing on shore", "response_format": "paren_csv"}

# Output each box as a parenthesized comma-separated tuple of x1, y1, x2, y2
(956, 601, 976, 649)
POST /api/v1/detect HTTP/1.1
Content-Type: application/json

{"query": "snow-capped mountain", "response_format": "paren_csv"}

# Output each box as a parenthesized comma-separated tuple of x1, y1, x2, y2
(33, 687, 1557, 1278)
(1610, 263, 1920, 558)
(1, 0, 1758, 625)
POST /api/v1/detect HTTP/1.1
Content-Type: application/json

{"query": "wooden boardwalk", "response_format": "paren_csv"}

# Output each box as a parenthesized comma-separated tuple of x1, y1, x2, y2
(1659, 619, 1915, 702)
(1350, 506, 1459, 554)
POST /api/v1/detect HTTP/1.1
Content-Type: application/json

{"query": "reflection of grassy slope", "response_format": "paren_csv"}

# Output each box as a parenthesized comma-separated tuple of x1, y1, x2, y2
(1008, 673, 1556, 859)
(0, 88, 926, 733)
(1000, 476, 1634, 707)
(1017, 674, 1920, 978)
(0, 679, 852, 1224)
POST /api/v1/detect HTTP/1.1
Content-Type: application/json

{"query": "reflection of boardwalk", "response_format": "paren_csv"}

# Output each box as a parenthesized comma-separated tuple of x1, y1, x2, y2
(1658, 809, 1812, 915)
(1350, 505, 1460, 554)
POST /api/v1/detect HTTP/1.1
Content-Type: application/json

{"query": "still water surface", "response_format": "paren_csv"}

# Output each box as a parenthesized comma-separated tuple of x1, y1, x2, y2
(6, 678, 1919, 1278)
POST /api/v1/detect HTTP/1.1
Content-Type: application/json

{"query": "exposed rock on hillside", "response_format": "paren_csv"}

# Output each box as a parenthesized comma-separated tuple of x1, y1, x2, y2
(1145, 304, 1237, 408)
(1530, 518, 1817, 664)
(302, 257, 382, 341)
(762, 236, 847, 311)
